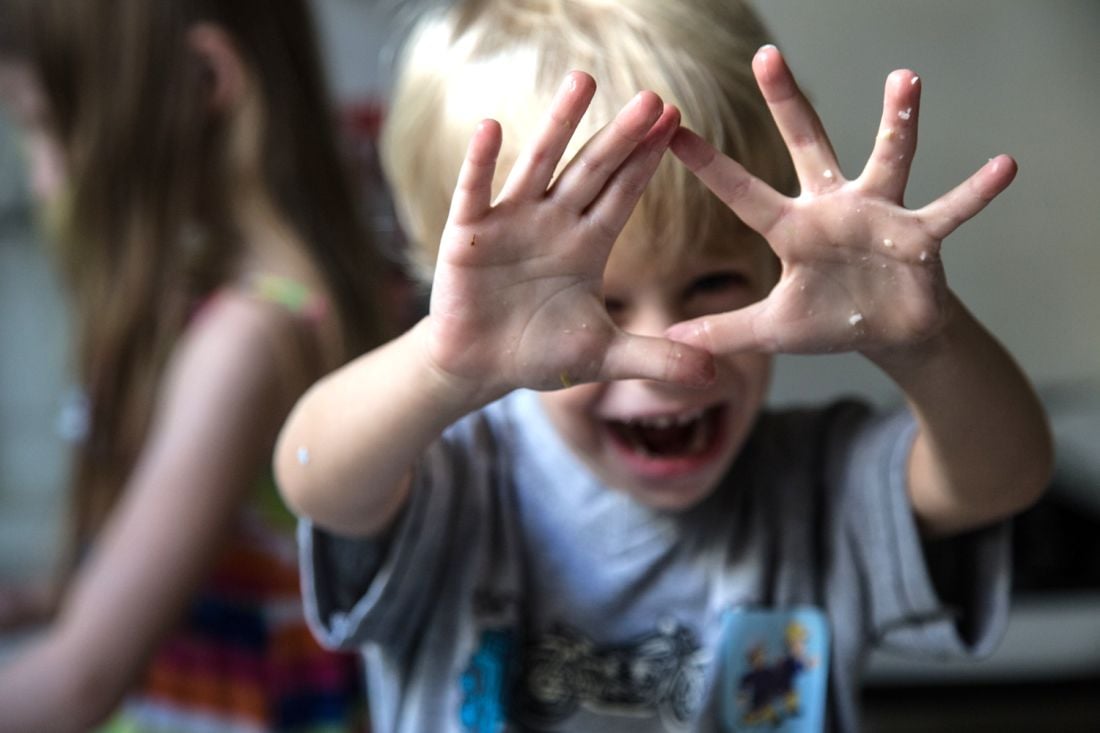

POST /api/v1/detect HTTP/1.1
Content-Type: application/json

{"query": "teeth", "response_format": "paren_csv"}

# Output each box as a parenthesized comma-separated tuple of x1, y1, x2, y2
(609, 407, 717, 459)
(676, 409, 704, 426)
(630, 408, 705, 429)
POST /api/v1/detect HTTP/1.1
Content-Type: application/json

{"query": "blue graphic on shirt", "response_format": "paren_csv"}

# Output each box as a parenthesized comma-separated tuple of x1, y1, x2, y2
(516, 619, 707, 732)
(718, 607, 829, 732)
(460, 628, 516, 733)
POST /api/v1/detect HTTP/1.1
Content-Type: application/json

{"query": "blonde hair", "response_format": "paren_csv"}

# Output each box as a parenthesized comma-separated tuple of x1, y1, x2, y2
(382, 0, 794, 283)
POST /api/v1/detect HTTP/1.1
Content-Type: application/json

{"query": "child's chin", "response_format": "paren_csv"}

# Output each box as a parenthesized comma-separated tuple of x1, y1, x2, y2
(622, 479, 720, 512)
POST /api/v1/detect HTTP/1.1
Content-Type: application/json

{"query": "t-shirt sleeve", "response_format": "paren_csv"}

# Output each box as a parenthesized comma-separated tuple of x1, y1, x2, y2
(298, 423, 484, 655)
(826, 403, 1011, 659)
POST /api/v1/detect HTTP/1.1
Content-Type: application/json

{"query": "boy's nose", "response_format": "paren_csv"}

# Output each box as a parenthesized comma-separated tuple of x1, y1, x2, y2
(622, 305, 677, 340)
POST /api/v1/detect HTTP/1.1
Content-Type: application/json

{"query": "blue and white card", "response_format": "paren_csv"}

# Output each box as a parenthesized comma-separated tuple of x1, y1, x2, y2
(717, 606, 829, 732)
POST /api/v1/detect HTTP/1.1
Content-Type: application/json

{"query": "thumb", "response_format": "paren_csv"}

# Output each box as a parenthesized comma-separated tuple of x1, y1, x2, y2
(664, 302, 774, 355)
(598, 333, 716, 387)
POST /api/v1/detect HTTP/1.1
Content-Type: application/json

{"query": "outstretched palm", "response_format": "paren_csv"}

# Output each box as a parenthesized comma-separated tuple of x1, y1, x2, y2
(426, 72, 714, 401)
(666, 46, 1017, 356)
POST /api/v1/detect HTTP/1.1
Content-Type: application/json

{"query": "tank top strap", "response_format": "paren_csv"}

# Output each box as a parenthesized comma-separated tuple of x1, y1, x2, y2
(238, 273, 332, 399)
(242, 272, 329, 323)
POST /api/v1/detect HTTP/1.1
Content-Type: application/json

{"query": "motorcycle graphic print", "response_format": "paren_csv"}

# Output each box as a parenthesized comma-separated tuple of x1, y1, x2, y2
(515, 618, 707, 732)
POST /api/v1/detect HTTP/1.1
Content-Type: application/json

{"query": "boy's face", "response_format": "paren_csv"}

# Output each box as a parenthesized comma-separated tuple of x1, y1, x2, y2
(539, 230, 775, 511)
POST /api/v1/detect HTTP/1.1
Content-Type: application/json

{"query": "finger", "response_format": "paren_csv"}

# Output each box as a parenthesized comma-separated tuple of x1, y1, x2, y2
(858, 70, 921, 202)
(670, 126, 788, 236)
(663, 301, 776, 355)
(551, 90, 664, 213)
(498, 71, 596, 201)
(753, 45, 842, 192)
(446, 119, 503, 226)
(919, 155, 1018, 240)
(598, 333, 716, 387)
(583, 103, 679, 239)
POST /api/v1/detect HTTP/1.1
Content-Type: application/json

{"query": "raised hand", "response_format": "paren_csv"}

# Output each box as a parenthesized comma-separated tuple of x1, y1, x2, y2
(424, 71, 715, 401)
(665, 45, 1017, 357)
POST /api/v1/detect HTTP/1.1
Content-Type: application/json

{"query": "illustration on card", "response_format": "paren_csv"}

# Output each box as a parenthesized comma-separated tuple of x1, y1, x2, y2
(718, 607, 828, 732)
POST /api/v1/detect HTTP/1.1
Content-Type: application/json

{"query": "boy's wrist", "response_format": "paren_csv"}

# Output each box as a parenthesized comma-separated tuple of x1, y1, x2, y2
(412, 317, 511, 419)
(861, 291, 964, 378)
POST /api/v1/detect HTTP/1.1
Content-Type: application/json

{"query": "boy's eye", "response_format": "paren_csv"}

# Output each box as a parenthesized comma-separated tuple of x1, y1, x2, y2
(684, 271, 754, 316)
(687, 271, 749, 297)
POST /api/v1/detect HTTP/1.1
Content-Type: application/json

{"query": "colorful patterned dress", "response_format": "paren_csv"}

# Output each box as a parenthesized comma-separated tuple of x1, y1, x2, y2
(98, 275, 366, 732)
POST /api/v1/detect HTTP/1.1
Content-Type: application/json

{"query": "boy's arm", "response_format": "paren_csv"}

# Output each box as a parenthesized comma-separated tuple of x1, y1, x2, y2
(866, 294, 1052, 536)
(275, 72, 714, 538)
(274, 322, 473, 538)
(667, 46, 1052, 536)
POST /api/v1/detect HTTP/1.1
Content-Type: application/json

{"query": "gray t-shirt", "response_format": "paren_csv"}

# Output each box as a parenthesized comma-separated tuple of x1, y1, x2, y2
(300, 389, 1009, 732)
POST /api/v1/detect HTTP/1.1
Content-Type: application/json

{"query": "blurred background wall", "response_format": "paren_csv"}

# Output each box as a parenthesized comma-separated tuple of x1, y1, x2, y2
(0, 111, 68, 582)
(2, 0, 1098, 722)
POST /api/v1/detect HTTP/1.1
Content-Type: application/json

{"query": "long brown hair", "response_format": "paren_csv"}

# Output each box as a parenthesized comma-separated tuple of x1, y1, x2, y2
(21, 0, 382, 559)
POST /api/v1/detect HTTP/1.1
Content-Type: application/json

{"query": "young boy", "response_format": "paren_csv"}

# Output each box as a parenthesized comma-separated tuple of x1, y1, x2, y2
(275, 1, 1052, 730)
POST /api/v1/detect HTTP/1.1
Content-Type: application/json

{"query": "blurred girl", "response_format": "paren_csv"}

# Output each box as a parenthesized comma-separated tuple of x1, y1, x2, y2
(0, 0, 380, 729)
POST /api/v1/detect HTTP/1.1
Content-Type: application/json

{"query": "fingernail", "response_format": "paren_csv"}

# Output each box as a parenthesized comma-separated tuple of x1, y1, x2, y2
(628, 90, 650, 109)
(666, 321, 704, 347)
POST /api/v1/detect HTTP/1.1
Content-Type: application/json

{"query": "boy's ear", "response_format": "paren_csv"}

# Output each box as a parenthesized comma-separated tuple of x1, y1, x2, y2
(185, 22, 246, 111)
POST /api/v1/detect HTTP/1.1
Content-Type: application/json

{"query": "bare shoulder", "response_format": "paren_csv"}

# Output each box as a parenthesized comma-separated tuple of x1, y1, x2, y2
(161, 291, 320, 424)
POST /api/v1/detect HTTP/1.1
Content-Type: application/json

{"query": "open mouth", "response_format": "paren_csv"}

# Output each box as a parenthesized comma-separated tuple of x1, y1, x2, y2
(605, 405, 725, 461)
